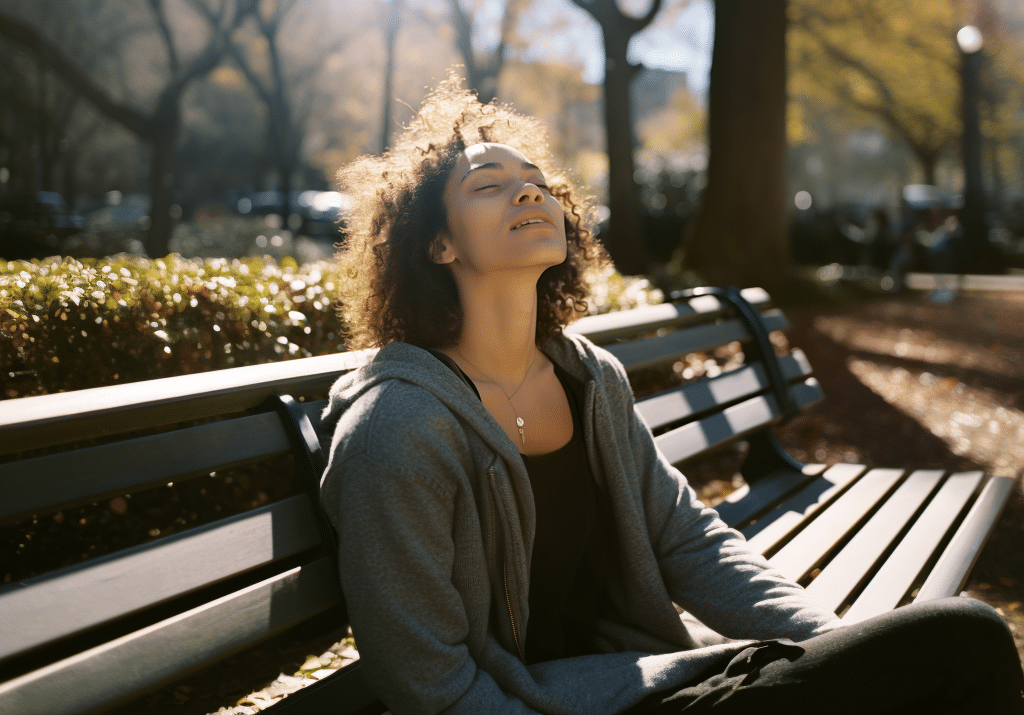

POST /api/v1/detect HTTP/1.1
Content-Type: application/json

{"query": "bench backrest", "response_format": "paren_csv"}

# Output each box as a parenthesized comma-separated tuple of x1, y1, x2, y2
(0, 287, 819, 714)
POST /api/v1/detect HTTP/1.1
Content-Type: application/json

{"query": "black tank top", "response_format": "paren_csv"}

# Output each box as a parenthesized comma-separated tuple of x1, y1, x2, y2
(427, 349, 607, 664)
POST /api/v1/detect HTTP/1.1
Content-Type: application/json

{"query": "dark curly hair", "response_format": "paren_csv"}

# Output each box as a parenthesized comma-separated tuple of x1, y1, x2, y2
(334, 71, 609, 350)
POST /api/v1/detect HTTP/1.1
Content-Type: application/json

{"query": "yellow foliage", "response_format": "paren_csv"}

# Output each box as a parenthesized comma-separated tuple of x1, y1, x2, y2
(788, 0, 961, 153)
(789, 0, 1024, 163)
(210, 65, 245, 88)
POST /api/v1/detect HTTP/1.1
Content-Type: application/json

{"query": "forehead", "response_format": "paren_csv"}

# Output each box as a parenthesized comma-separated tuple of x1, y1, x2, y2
(454, 142, 533, 173)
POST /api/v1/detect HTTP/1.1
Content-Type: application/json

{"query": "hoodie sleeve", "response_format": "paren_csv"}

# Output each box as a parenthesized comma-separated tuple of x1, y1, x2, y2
(589, 346, 843, 644)
(320, 385, 541, 715)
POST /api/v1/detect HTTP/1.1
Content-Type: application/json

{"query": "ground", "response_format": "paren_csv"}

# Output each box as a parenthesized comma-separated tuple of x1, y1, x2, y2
(110, 286, 1024, 714)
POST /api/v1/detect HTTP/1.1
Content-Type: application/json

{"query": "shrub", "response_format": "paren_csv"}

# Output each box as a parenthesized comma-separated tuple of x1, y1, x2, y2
(0, 255, 350, 399)
(1, 254, 663, 400)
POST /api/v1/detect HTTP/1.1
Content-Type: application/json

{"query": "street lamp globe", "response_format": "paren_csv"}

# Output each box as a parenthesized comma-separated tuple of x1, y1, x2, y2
(957, 25, 983, 54)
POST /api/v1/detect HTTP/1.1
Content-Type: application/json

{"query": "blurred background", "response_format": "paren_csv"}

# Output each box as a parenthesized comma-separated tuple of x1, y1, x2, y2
(0, 0, 1023, 286)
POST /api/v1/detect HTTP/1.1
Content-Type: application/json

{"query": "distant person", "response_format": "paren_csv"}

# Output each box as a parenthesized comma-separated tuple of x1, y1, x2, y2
(867, 207, 892, 270)
(318, 73, 1024, 714)
(887, 198, 919, 290)
(929, 215, 964, 274)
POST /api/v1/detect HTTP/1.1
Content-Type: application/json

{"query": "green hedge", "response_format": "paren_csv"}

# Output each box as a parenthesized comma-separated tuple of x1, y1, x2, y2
(1, 256, 663, 400)
(1, 255, 349, 400)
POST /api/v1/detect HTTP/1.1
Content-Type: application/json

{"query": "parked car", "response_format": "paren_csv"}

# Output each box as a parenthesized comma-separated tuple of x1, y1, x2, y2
(295, 190, 351, 238)
(0, 191, 85, 260)
(86, 193, 152, 231)
(235, 190, 303, 217)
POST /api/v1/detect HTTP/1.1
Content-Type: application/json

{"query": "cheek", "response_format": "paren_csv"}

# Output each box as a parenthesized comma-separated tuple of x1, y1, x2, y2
(550, 204, 569, 240)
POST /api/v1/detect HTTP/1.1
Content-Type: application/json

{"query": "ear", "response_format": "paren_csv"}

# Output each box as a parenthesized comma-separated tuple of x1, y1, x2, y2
(430, 233, 456, 265)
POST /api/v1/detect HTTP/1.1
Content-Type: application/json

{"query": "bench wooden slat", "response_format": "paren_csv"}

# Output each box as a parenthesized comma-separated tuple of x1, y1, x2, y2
(742, 463, 867, 555)
(637, 351, 813, 431)
(842, 471, 985, 623)
(0, 411, 291, 524)
(653, 379, 823, 466)
(606, 310, 790, 372)
(0, 494, 321, 662)
(804, 470, 944, 613)
(914, 475, 1017, 603)
(0, 558, 342, 715)
(715, 464, 827, 530)
(767, 468, 906, 582)
(567, 287, 771, 342)
(0, 350, 376, 457)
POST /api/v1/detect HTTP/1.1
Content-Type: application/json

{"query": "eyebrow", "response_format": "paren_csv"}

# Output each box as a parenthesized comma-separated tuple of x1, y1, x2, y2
(460, 161, 542, 185)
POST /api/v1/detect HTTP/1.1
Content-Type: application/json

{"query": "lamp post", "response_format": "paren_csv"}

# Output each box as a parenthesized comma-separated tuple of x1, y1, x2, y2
(957, 25, 991, 272)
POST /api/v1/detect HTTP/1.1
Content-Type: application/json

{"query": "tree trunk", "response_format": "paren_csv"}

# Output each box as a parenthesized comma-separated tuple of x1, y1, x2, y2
(686, 0, 789, 288)
(920, 152, 937, 186)
(147, 128, 177, 257)
(601, 34, 646, 275)
(380, 0, 401, 152)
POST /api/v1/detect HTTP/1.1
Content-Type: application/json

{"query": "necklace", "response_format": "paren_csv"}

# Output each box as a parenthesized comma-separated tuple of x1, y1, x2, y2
(454, 348, 538, 446)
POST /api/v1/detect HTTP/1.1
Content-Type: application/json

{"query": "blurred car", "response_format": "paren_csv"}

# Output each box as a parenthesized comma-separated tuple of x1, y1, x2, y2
(65, 193, 152, 257)
(295, 190, 351, 238)
(86, 193, 152, 231)
(236, 190, 302, 217)
(0, 191, 85, 259)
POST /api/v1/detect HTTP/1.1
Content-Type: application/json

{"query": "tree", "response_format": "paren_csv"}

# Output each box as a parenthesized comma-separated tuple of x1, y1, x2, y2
(569, 0, 663, 276)
(446, 0, 523, 104)
(789, 0, 961, 186)
(0, 1, 246, 256)
(684, 0, 789, 287)
(0, 1, 132, 200)
(213, 0, 357, 222)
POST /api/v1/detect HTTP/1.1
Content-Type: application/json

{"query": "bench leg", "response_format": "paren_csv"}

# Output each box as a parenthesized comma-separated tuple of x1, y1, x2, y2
(740, 430, 805, 484)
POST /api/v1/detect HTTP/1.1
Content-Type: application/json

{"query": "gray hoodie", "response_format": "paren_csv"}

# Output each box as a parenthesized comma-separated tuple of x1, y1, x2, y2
(319, 333, 841, 715)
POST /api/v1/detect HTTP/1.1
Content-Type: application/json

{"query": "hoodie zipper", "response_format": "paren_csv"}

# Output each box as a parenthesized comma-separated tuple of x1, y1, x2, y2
(503, 558, 524, 661)
(489, 466, 525, 661)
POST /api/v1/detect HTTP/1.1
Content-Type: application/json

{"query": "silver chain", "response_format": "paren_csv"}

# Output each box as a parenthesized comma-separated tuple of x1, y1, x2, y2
(453, 348, 538, 446)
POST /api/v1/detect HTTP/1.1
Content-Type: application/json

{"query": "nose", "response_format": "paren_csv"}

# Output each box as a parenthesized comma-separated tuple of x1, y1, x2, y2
(514, 181, 545, 204)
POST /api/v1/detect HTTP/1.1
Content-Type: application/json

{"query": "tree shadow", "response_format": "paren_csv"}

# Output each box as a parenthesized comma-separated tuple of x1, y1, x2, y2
(775, 307, 985, 472)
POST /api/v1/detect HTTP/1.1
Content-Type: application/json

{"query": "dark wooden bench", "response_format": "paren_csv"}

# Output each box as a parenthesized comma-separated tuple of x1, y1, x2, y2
(0, 287, 1015, 715)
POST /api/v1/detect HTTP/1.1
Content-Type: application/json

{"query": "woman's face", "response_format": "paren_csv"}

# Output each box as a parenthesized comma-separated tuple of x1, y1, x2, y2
(436, 142, 567, 276)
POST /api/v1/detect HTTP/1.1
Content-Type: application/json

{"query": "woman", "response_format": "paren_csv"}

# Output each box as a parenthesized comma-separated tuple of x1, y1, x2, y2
(319, 75, 1023, 714)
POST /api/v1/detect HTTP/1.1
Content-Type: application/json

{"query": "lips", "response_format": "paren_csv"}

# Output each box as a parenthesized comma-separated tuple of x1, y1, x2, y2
(512, 218, 547, 230)
(510, 212, 554, 231)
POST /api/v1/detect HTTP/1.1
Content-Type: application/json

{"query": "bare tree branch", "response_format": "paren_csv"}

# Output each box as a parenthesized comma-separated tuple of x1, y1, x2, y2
(0, 10, 153, 138)
(147, 0, 180, 74)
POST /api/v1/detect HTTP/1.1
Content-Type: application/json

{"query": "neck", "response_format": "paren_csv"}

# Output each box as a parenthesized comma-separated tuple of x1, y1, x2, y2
(447, 270, 541, 387)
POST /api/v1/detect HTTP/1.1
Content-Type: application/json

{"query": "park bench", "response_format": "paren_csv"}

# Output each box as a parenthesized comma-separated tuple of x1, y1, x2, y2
(0, 286, 1016, 715)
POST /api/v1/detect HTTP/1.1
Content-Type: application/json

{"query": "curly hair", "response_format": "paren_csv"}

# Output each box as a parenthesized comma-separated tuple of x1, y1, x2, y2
(334, 71, 609, 350)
